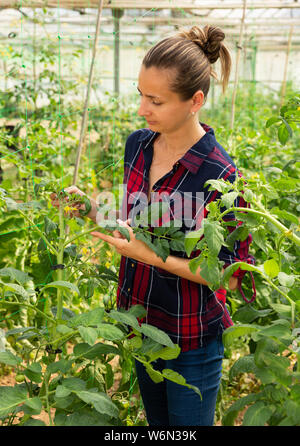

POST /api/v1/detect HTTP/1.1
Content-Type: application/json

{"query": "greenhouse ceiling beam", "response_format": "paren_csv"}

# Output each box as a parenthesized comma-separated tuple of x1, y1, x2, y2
(1, 0, 300, 10)
(43, 17, 300, 27)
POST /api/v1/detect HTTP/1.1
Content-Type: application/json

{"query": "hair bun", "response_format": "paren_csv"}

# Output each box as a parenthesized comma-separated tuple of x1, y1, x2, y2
(180, 25, 225, 64)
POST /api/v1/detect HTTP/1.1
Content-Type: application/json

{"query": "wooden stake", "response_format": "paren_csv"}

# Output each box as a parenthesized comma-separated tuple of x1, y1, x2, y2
(113, 9, 124, 97)
(230, 0, 247, 130)
(72, 0, 104, 186)
(280, 25, 294, 107)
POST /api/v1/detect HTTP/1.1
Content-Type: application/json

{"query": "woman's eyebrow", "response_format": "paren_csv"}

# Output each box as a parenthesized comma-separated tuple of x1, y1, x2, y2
(137, 86, 161, 99)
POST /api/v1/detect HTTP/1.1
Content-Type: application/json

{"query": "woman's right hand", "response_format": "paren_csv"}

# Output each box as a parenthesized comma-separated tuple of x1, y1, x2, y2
(50, 185, 96, 220)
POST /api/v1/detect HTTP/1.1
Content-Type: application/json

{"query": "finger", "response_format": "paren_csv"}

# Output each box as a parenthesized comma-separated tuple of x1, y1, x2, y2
(90, 231, 118, 247)
(117, 218, 133, 234)
(113, 230, 125, 239)
(65, 185, 85, 196)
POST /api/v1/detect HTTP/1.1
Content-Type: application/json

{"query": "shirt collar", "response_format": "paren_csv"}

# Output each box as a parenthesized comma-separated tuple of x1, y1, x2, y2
(139, 122, 216, 175)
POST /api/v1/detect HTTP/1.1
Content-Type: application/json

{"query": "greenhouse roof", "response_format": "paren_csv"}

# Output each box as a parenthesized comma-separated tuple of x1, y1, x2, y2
(1, 0, 300, 49)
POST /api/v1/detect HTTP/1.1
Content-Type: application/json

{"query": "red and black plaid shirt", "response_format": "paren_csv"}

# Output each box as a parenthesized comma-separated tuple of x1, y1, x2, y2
(117, 123, 255, 352)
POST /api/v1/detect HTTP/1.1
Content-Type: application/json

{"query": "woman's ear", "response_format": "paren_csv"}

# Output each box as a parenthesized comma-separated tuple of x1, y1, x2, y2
(193, 90, 204, 111)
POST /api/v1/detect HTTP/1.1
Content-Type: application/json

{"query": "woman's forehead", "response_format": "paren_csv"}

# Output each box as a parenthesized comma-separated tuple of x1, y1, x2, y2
(138, 66, 176, 97)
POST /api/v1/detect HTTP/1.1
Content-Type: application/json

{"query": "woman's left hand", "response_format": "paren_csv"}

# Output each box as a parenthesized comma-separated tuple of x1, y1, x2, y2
(91, 219, 158, 266)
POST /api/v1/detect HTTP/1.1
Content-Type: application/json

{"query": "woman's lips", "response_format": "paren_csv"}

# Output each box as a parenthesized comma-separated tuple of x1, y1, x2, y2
(147, 121, 157, 125)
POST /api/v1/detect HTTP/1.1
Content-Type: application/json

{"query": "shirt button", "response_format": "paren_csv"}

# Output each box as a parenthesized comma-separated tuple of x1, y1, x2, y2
(131, 263, 134, 267)
(127, 288, 131, 292)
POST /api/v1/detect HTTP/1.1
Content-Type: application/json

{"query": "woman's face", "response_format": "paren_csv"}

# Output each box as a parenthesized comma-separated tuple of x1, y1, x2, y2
(137, 65, 202, 134)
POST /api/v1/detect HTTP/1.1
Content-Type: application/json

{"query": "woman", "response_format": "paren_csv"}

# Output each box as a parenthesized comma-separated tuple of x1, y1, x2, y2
(51, 25, 255, 426)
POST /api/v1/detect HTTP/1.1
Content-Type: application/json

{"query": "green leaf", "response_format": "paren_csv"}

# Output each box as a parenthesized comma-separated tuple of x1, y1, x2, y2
(222, 393, 258, 426)
(203, 220, 225, 256)
(204, 179, 232, 194)
(108, 309, 140, 331)
(140, 324, 174, 347)
(55, 385, 72, 398)
(60, 377, 86, 391)
(282, 117, 293, 137)
(105, 363, 114, 390)
(56, 324, 74, 335)
(229, 355, 257, 381)
(243, 401, 273, 426)
(278, 123, 289, 145)
(251, 228, 268, 253)
(225, 225, 246, 252)
(162, 368, 186, 386)
(184, 228, 203, 257)
(73, 342, 120, 359)
(188, 255, 202, 275)
(145, 363, 164, 383)
(51, 306, 76, 320)
(148, 344, 181, 362)
(24, 362, 42, 383)
(243, 189, 254, 203)
(0, 385, 28, 418)
(221, 191, 239, 209)
(3, 283, 30, 300)
(222, 324, 259, 349)
(128, 304, 147, 319)
(44, 216, 58, 234)
(270, 207, 299, 225)
(266, 116, 281, 128)
(278, 272, 295, 287)
(75, 390, 119, 418)
(118, 226, 130, 242)
(0, 267, 31, 285)
(162, 369, 201, 398)
(198, 256, 222, 288)
(135, 231, 157, 253)
(42, 281, 79, 295)
(23, 418, 46, 426)
(0, 351, 22, 366)
(126, 335, 143, 350)
(263, 259, 280, 278)
(153, 237, 170, 262)
(170, 238, 185, 251)
(67, 308, 105, 328)
(234, 305, 272, 323)
(259, 323, 291, 340)
(270, 177, 299, 192)
(78, 326, 98, 346)
(23, 397, 42, 415)
(270, 303, 292, 318)
(47, 359, 73, 374)
(55, 410, 112, 426)
(97, 323, 125, 341)
(284, 400, 300, 425)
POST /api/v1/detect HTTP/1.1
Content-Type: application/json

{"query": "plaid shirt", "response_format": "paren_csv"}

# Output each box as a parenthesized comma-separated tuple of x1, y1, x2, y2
(117, 123, 255, 352)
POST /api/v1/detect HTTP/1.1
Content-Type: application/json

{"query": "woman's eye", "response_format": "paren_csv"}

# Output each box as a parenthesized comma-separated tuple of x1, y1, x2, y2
(138, 92, 161, 106)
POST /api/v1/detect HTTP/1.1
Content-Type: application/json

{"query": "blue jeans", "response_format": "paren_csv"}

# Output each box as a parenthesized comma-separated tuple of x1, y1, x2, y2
(135, 335, 224, 426)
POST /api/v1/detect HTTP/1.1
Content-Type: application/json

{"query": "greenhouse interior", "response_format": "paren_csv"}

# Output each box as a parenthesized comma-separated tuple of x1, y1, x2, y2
(0, 0, 299, 429)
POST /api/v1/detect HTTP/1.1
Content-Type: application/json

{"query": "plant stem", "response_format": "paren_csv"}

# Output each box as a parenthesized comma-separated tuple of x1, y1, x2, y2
(40, 329, 78, 350)
(63, 224, 102, 248)
(0, 300, 56, 324)
(43, 370, 53, 426)
(277, 233, 286, 270)
(218, 206, 300, 246)
(17, 209, 59, 256)
(52, 204, 65, 342)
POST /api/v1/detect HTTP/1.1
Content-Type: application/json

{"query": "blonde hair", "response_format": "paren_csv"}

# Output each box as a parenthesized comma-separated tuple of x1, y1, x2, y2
(142, 25, 231, 102)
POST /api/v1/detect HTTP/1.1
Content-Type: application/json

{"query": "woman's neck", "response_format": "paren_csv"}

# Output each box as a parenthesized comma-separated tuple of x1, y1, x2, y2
(156, 121, 206, 157)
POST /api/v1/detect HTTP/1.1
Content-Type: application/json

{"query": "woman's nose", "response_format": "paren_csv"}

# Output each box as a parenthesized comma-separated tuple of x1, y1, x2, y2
(138, 98, 149, 117)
